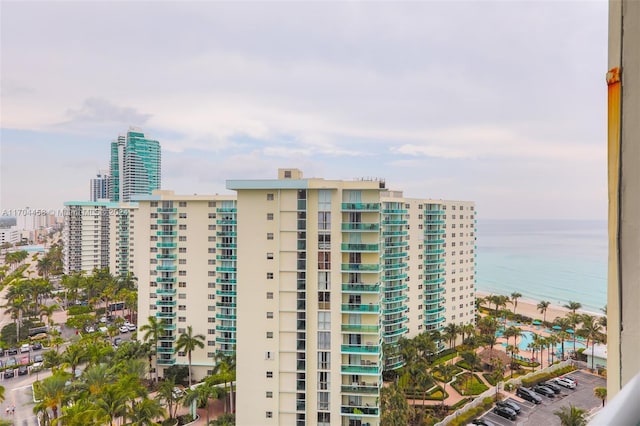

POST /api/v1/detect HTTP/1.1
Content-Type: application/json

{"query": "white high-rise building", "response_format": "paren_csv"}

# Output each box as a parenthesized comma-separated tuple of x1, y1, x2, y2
(226, 169, 476, 426)
(90, 170, 110, 202)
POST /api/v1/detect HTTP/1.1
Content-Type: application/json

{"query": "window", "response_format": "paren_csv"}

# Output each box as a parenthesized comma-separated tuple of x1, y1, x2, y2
(318, 331, 330, 349)
(267, 233, 274, 240)
(179, 271, 187, 276)
(318, 252, 330, 270)
(179, 236, 187, 242)
(266, 412, 273, 418)
(318, 292, 330, 310)
(179, 213, 187, 219)
(267, 312, 274, 319)
(179, 259, 186, 264)
(267, 213, 274, 220)
(208, 213, 216, 219)
(208, 236, 215, 242)
(266, 371, 273, 378)
(266, 391, 273, 398)
(208, 201, 216, 207)
(265, 351, 273, 360)
(178, 317, 186, 322)
(179, 247, 187, 253)
(266, 332, 273, 338)
(178, 202, 187, 207)
(318, 234, 331, 249)
(267, 273, 274, 279)
(208, 224, 215, 230)
(208, 282, 215, 288)
(267, 252, 274, 259)
(318, 212, 331, 230)
(179, 224, 187, 230)
(208, 248, 215, 253)
(208, 329, 215, 335)
(318, 312, 330, 330)
(266, 292, 274, 299)
(318, 351, 330, 369)
(267, 193, 274, 200)
(178, 293, 187, 299)
(151, 202, 158, 207)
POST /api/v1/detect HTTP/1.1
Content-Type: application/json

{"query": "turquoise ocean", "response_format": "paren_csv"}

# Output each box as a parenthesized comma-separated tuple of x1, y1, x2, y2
(476, 219, 608, 314)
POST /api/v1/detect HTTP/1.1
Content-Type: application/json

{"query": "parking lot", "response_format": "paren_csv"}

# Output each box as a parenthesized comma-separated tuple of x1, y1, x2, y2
(476, 370, 605, 425)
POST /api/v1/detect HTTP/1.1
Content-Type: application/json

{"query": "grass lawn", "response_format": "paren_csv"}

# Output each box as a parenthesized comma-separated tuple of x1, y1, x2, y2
(452, 373, 489, 396)
(432, 366, 463, 382)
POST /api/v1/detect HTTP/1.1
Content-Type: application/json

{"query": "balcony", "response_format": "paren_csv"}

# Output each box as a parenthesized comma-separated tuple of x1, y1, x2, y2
(382, 230, 408, 237)
(157, 347, 175, 354)
(341, 203, 380, 212)
(424, 285, 445, 295)
(216, 289, 237, 297)
(156, 299, 177, 307)
(341, 363, 382, 375)
(382, 251, 407, 259)
(384, 326, 408, 338)
(156, 242, 177, 248)
(216, 325, 236, 332)
(384, 282, 408, 292)
(341, 324, 379, 333)
(216, 313, 236, 320)
(216, 219, 237, 225)
(156, 277, 176, 283)
(156, 288, 177, 296)
(425, 306, 446, 315)
(424, 316, 446, 326)
(156, 231, 177, 237)
(424, 238, 445, 245)
(157, 265, 177, 271)
(216, 207, 237, 213)
(342, 283, 380, 293)
(341, 223, 380, 232)
(383, 261, 407, 271)
(381, 273, 408, 281)
(157, 219, 177, 225)
(424, 219, 445, 225)
(424, 277, 445, 285)
(341, 263, 381, 273)
(156, 312, 176, 319)
(341, 344, 380, 354)
(382, 208, 407, 214)
(341, 382, 380, 394)
(424, 209, 445, 215)
(216, 337, 237, 344)
(382, 219, 407, 225)
(157, 208, 177, 213)
(424, 258, 445, 266)
(424, 228, 445, 235)
(216, 255, 237, 260)
(341, 406, 379, 417)
(383, 305, 408, 315)
(341, 243, 380, 252)
(157, 358, 176, 366)
(341, 304, 380, 313)
(424, 248, 445, 255)
(156, 253, 177, 259)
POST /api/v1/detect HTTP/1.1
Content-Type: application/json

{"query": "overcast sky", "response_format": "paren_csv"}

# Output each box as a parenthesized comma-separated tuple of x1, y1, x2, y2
(1, 1, 608, 220)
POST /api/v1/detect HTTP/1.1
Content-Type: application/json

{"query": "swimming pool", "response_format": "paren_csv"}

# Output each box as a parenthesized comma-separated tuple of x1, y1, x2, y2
(505, 330, 586, 353)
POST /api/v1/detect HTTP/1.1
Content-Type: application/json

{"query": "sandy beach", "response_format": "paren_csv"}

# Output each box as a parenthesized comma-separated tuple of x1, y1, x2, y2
(477, 290, 604, 323)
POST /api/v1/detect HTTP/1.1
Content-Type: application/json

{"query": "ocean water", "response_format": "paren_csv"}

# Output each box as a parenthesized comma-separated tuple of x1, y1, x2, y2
(476, 219, 608, 314)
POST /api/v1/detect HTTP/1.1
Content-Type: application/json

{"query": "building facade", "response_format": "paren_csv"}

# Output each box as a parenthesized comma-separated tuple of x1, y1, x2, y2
(63, 201, 134, 275)
(132, 191, 237, 378)
(228, 169, 476, 426)
(90, 171, 110, 202)
(109, 128, 161, 202)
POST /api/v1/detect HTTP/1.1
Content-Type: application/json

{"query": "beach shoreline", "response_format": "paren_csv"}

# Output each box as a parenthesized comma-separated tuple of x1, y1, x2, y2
(476, 290, 604, 322)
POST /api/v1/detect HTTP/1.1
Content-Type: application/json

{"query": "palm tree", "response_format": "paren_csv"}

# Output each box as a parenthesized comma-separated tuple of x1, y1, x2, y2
(553, 317, 572, 360)
(183, 381, 224, 426)
(33, 372, 70, 424)
(140, 316, 164, 383)
(433, 363, 456, 406)
(156, 379, 181, 420)
(594, 387, 607, 407)
(175, 325, 205, 386)
(94, 384, 128, 426)
(553, 404, 587, 426)
(380, 382, 410, 425)
(580, 315, 603, 370)
(61, 343, 87, 376)
(443, 322, 459, 351)
(128, 398, 165, 426)
(537, 300, 551, 323)
(213, 352, 237, 413)
(510, 292, 522, 315)
(564, 301, 583, 315)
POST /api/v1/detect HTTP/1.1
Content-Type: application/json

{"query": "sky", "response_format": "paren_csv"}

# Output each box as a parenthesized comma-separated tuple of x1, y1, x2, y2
(0, 1, 608, 220)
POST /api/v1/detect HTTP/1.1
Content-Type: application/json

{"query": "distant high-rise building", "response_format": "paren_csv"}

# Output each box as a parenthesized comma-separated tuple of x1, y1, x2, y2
(90, 170, 110, 201)
(109, 128, 161, 202)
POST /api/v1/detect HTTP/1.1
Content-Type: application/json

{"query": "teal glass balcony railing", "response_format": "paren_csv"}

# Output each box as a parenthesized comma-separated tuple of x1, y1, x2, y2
(216, 255, 237, 260)
(216, 313, 236, 320)
(156, 277, 176, 283)
(424, 285, 445, 295)
(383, 262, 407, 271)
(341, 383, 380, 394)
(156, 300, 177, 307)
(157, 347, 175, 354)
(341, 263, 381, 272)
(216, 243, 237, 249)
(216, 337, 237, 344)
(216, 219, 237, 225)
(424, 238, 445, 245)
(157, 219, 177, 225)
(383, 305, 408, 315)
(341, 223, 380, 232)
(216, 289, 237, 296)
(157, 358, 176, 365)
(340, 344, 381, 354)
(424, 219, 445, 225)
(341, 203, 380, 212)
(424, 209, 445, 215)
(340, 364, 382, 375)
(156, 288, 177, 296)
(341, 324, 379, 333)
(157, 265, 177, 271)
(341, 243, 380, 252)
(384, 282, 408, 292)
(382, 251, 407, 259)
(156, 242, 177, 248)
(156, 312, 176, 319)
(382, 273, 408, 281)
(156, 253, 177, 259)
(342, 283, 380, 293)
(216, 325, 236, 332)
(341, 303, 380, 313)
(157, 208, 177, 213)
(424, 248, 445, 255)
(425, 306, 446, 315)
(424, 228, 445, 235)
(382, 230, 408, 237)
(423, 277, 445, 285)
(424, 316, 446, 326)
(384, 326, 408, 338)
(216, 207, 237, 213)
(216, 267, 236, 272)
(384, 240, 408, 248)
(382, 219, 407, 225)
(423, 267, 445, 275)
(381, 208, 407, 214)
(156, 231, 177, 237)
(424, 258, 445, 265)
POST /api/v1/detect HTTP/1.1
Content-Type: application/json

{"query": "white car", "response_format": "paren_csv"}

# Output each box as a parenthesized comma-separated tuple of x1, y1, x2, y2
(20, 344, 30, 353)
(119, 325, 129, 333)
(553, 377, 577, 389)
(126, 323, 136, 332)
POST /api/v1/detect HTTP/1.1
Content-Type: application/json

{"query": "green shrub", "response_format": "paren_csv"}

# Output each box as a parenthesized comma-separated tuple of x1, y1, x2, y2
(448, 397, 495, 426)
(451, 397, 472, 409)
(68, 305, 93, 316)
(483, 373, 497, 386)
(520, 372, 551, 387)
(451, 373, 489, 395)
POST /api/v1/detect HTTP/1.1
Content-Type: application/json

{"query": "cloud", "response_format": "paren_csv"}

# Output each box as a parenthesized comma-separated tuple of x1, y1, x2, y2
(61, 98, 152, 126)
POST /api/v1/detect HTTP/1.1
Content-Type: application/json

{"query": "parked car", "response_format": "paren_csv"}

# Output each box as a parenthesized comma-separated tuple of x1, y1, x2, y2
(562, 376, 578, 386)
(17, 365, 28, 376)
(533, 385, 556, 398)
(33, 354, 44, 363)
(553, 377, 577, 389)
(471, 419, 497, 426)
(497, 400, 521, 414)
(126, 323, 136, 332)
(493, 405, 517, 421)
(7, 347, 18, 355)
(516, 387, 542, 404)
(6, 357, 17, 367)
(119, 325, 129, 333)
(31, 342, 43, 351)
(85, 325, 95, 333)
(542, 381, 562, 394)
(113, 337, 123, 347)
(20, 343, 30, 353)
(4, 369, 14, 379)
